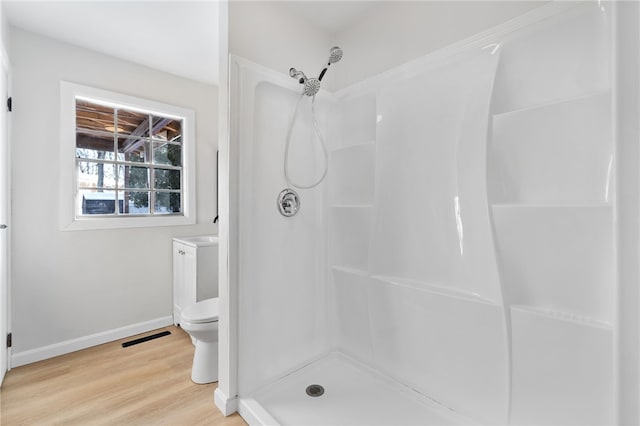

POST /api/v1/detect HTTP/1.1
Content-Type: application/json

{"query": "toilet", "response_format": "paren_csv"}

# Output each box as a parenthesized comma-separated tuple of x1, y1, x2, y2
(180, 297, 219, 384)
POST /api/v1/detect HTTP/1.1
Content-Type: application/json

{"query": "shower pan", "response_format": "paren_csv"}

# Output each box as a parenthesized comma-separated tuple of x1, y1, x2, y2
(220, 1, 636, 425)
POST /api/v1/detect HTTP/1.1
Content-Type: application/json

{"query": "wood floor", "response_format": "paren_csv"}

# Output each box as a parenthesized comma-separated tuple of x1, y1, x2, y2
(0, 326, 247, 426)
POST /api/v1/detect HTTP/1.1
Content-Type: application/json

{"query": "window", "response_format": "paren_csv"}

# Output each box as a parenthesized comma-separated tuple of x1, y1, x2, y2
(75, 99, 184, 216)
(60, 82, 196, 230)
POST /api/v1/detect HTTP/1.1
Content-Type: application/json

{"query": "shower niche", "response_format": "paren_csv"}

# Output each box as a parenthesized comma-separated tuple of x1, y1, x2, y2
(231, 2, 617, 425)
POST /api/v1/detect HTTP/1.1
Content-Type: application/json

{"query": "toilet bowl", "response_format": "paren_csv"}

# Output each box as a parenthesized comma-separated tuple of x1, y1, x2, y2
(180, 297, 219, 384)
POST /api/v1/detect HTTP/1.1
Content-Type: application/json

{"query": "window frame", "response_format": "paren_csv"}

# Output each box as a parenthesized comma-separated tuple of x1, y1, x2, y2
(60, 81, 197, 231)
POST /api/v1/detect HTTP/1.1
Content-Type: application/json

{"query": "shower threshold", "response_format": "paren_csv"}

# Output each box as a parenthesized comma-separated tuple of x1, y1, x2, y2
(239, 353, 476, 425)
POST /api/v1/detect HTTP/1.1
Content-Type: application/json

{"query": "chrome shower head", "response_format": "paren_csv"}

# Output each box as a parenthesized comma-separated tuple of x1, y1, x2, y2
(303, 78, 321, 97)
(290, 47, 343, 96)
(328, 46, 343, 64)
(317, 46, 343, 83)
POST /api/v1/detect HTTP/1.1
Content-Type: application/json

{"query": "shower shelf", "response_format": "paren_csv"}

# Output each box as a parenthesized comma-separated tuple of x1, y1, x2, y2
(330, 140, 375, 153)
(331, 204, 373, 209)
(491, 89, 611, 119)
(510, 305, 612, 330)
(491, 203, 611, 209)
(492, 203, 614, 327)
(330, 267, 501, 306)
(331, 265, 368, 276)
(489, 90, 612, 206)
(371, 274, 498, 306)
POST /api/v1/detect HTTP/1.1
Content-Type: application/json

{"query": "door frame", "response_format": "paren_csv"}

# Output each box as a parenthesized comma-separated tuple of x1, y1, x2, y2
(0, 40, 12, 384)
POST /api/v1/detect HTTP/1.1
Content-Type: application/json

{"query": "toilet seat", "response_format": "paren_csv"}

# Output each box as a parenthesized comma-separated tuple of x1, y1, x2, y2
(182, 298, 219, 324)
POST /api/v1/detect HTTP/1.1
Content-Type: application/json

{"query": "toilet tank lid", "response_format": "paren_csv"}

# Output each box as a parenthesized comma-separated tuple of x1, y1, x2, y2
(182, 298, 219, 323)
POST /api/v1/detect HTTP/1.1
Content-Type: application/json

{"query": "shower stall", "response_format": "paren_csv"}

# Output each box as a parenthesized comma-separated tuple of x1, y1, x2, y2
(217, 1, 640, 424)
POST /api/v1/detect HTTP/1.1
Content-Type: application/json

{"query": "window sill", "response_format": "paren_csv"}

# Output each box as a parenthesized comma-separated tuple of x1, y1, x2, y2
(61, 215, 196, 231)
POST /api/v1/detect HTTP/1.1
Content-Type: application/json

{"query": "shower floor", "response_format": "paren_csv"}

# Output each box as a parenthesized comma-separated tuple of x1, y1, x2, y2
(245, 353, 475, 425)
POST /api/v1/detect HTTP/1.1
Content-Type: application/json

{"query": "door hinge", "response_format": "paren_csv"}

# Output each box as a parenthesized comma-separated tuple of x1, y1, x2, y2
(6, 332, 11, 348)
(7, 97, 11, 112)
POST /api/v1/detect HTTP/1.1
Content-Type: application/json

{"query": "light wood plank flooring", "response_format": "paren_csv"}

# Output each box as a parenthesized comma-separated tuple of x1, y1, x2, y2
(0, 326, 247, 426)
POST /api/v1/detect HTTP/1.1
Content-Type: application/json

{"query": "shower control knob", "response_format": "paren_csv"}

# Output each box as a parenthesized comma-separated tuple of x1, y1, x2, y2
(278, 189, 300, 217)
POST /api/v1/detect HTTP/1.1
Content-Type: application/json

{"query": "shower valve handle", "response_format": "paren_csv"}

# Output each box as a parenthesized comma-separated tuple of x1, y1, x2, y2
(278, 189, 300, 217)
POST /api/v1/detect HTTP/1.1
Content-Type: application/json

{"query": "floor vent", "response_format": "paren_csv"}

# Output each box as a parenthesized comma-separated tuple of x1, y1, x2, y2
(122, 330, 171, 348)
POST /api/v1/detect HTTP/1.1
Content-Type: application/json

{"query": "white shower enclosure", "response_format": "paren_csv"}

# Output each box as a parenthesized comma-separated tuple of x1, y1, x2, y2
(220, 2, 639, 425)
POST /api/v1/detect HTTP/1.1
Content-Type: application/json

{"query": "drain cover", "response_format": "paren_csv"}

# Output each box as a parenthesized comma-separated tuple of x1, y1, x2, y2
(305, 384, 325, 397)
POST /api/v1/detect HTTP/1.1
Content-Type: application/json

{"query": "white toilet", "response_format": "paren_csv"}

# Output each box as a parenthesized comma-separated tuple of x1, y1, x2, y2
(180, 297, 219, 384)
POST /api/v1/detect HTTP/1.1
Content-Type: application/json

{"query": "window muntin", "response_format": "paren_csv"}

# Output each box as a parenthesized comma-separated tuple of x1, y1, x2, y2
(75, 99, 184, 217)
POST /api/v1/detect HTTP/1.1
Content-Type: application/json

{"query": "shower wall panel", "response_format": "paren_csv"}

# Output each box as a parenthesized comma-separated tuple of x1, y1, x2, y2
(328, 208, 371, 271)
(509, 307, 614, 424)
(233, 2, 617, 425)
(333, 95, 377, 150)
(329, 144, 375, 206)
(331, 268, 374, 366)
(370, 50, 501, 302)
(328, 2, 615, 425)
(367, 277, 507, 424)
(493, 206, 614, 322)
(236, 69, 331, 396)
(491, 2, 610, 114)
(330, 48, 508, 424)
(489, 93, 613, 204)
(487, 2, 615, 423)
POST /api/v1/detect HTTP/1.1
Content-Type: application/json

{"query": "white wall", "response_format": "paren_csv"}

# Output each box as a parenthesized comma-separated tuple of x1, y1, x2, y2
(615, 2, 640, 422)
(9, 27, 218, 357)
(332, 1, 547, 90)
(0, 3, 8, 59)
(229, 1, 547, 92)
(229, 1, 333, 88)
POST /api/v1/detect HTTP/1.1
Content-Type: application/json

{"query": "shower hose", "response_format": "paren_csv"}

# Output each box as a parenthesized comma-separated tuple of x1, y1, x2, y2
(284, 93, 329, 189)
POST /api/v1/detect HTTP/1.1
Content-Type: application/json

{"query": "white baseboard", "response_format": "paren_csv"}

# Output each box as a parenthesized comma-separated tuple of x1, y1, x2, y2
(11, 316, 174, 367)
(214, 388, 238, 416)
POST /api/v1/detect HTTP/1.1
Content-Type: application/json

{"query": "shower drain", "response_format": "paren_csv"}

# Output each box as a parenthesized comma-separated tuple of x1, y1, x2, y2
(305, 384, 325, 397)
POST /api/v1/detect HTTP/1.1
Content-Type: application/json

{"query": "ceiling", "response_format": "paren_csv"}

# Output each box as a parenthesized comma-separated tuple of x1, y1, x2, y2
(3, 1, 377, 86)
(279, 1, 378, 34)
(4, 1, 219, 85)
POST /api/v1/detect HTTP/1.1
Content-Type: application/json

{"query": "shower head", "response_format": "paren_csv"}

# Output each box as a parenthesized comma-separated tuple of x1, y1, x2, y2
(328, 46, 343, 64)
(291, 68, 320, 96)
(318, 46, 343, 82)
(303, 78, 321, 97)
(290, 47, 343, 95)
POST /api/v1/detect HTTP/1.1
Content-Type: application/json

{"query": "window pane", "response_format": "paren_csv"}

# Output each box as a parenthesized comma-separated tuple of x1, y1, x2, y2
(154, 169, 181, 190)
(79, 190, 120, 215)
(118, 137, 148, 163)
(153, 142, 181, 166)
(117, 109, 150, 137)
(77, 161, 117, 189)
(122, 191, 150, 215)
(73, 92, 188, 221)
(76, 100, 115, 133)
(76, 131, 115, 160)
(121, 166, 149, 189)
(155, 192, 181, 214)
(152, 116, 182, 142)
